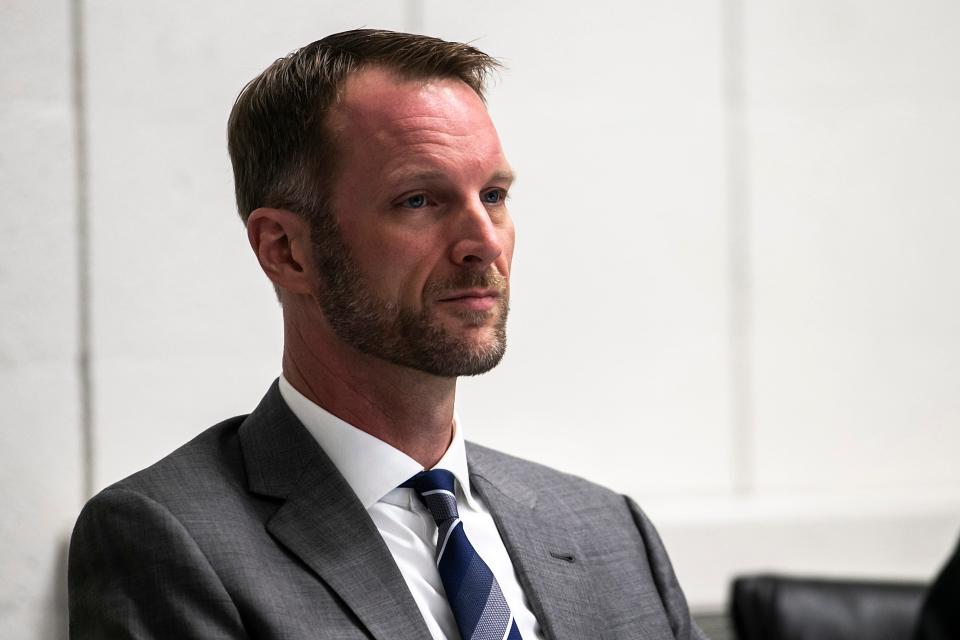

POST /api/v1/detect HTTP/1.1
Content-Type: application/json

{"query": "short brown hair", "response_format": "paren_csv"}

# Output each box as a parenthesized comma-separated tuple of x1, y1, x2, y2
(227, 29, 500, 224)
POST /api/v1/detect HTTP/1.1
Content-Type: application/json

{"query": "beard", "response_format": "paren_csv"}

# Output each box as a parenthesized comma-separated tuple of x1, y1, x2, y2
(309, 216, 509, 377)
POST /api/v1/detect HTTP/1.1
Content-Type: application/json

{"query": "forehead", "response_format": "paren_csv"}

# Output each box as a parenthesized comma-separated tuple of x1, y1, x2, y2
(327, 67, 506, 175)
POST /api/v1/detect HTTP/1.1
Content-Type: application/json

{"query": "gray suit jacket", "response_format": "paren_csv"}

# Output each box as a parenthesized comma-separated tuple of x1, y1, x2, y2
(69, 381, 707, 639)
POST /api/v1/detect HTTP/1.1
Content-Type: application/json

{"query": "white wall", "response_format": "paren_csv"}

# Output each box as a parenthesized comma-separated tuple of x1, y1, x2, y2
(0, 1, 82, 638)
(3, 0, 959, 635)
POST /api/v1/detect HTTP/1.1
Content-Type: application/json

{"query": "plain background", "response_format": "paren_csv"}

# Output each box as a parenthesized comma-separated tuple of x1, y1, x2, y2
(2, 0, 959, 637)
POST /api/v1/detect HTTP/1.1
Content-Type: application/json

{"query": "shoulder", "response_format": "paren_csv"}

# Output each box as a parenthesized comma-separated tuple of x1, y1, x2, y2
(69, 414, 266, 594)
(78, 415, 251, 528)
(68, 418, 252, 637)
(465, 441, 663, 559)
(465, 440, 627, 509)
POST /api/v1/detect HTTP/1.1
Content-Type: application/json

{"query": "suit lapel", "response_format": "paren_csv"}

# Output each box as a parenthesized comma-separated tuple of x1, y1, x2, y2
(467, 444, 603, 640)
(240, 382, 431, 640)
(265, 463, 431, 640)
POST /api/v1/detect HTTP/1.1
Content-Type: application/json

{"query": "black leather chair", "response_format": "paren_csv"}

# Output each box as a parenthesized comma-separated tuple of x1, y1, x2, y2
(731, 574, 928, 640)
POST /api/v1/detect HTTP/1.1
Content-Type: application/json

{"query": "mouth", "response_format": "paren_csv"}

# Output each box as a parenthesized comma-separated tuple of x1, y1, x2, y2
(436, 288, 503, 312)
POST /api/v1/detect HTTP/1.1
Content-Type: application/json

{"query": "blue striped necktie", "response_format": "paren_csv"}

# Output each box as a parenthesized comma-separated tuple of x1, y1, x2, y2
(402, 469, 523, 640)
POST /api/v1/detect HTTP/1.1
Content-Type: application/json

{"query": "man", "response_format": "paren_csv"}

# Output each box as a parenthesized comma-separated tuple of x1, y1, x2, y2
(69, 29, 707, 639)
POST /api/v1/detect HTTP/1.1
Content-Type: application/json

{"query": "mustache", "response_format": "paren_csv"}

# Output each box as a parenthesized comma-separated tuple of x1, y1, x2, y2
(424, 269, 508, 298)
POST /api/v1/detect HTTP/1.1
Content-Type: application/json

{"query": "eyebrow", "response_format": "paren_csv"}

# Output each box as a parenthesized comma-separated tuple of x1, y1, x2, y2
(386, 168, 517, 186)
(388, 169, 445, 183)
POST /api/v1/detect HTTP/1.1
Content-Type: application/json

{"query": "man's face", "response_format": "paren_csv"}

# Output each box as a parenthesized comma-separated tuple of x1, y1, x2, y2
(310, 67, 515, 377)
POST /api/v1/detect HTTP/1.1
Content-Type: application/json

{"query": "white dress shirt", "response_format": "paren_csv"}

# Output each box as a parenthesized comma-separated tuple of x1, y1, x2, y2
(278, 375, 543, 640)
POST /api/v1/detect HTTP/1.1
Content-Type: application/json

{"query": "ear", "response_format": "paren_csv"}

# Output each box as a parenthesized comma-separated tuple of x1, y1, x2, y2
(246, 208, 315, 295)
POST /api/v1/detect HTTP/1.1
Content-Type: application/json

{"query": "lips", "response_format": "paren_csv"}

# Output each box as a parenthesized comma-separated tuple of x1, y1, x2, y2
(436, 289, 503, 312)
(437, 288, 503, 302)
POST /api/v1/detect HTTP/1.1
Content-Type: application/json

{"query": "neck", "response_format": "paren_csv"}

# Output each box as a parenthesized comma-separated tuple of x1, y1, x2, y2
(281, 305, 457, 469)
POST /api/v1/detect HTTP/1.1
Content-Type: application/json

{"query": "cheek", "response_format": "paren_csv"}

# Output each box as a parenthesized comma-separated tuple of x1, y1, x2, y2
(336, 224, 411, 288)
(397, 260, 433, 299)
(374, 244, 439, 304)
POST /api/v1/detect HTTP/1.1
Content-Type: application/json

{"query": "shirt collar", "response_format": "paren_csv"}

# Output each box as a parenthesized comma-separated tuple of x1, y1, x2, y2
(277, 375, 479, 511)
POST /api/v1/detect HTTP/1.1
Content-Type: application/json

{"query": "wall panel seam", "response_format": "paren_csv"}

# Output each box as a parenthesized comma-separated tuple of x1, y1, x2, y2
(70, 0, 94, 500)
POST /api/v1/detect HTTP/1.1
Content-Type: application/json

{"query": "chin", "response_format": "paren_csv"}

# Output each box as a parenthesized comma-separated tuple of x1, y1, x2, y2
(447, 346, 507, 377)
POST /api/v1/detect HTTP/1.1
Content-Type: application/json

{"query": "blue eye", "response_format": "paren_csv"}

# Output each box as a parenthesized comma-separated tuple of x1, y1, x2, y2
(403, 194, 427, 209)
(482, 189, 506, 205)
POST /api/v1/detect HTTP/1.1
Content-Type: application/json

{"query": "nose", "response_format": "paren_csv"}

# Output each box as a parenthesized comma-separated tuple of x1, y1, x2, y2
(449, 198, 507, 270)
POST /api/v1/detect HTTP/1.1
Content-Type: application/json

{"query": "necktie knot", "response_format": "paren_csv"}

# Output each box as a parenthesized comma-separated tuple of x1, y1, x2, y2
(401, 469, 459, 524)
